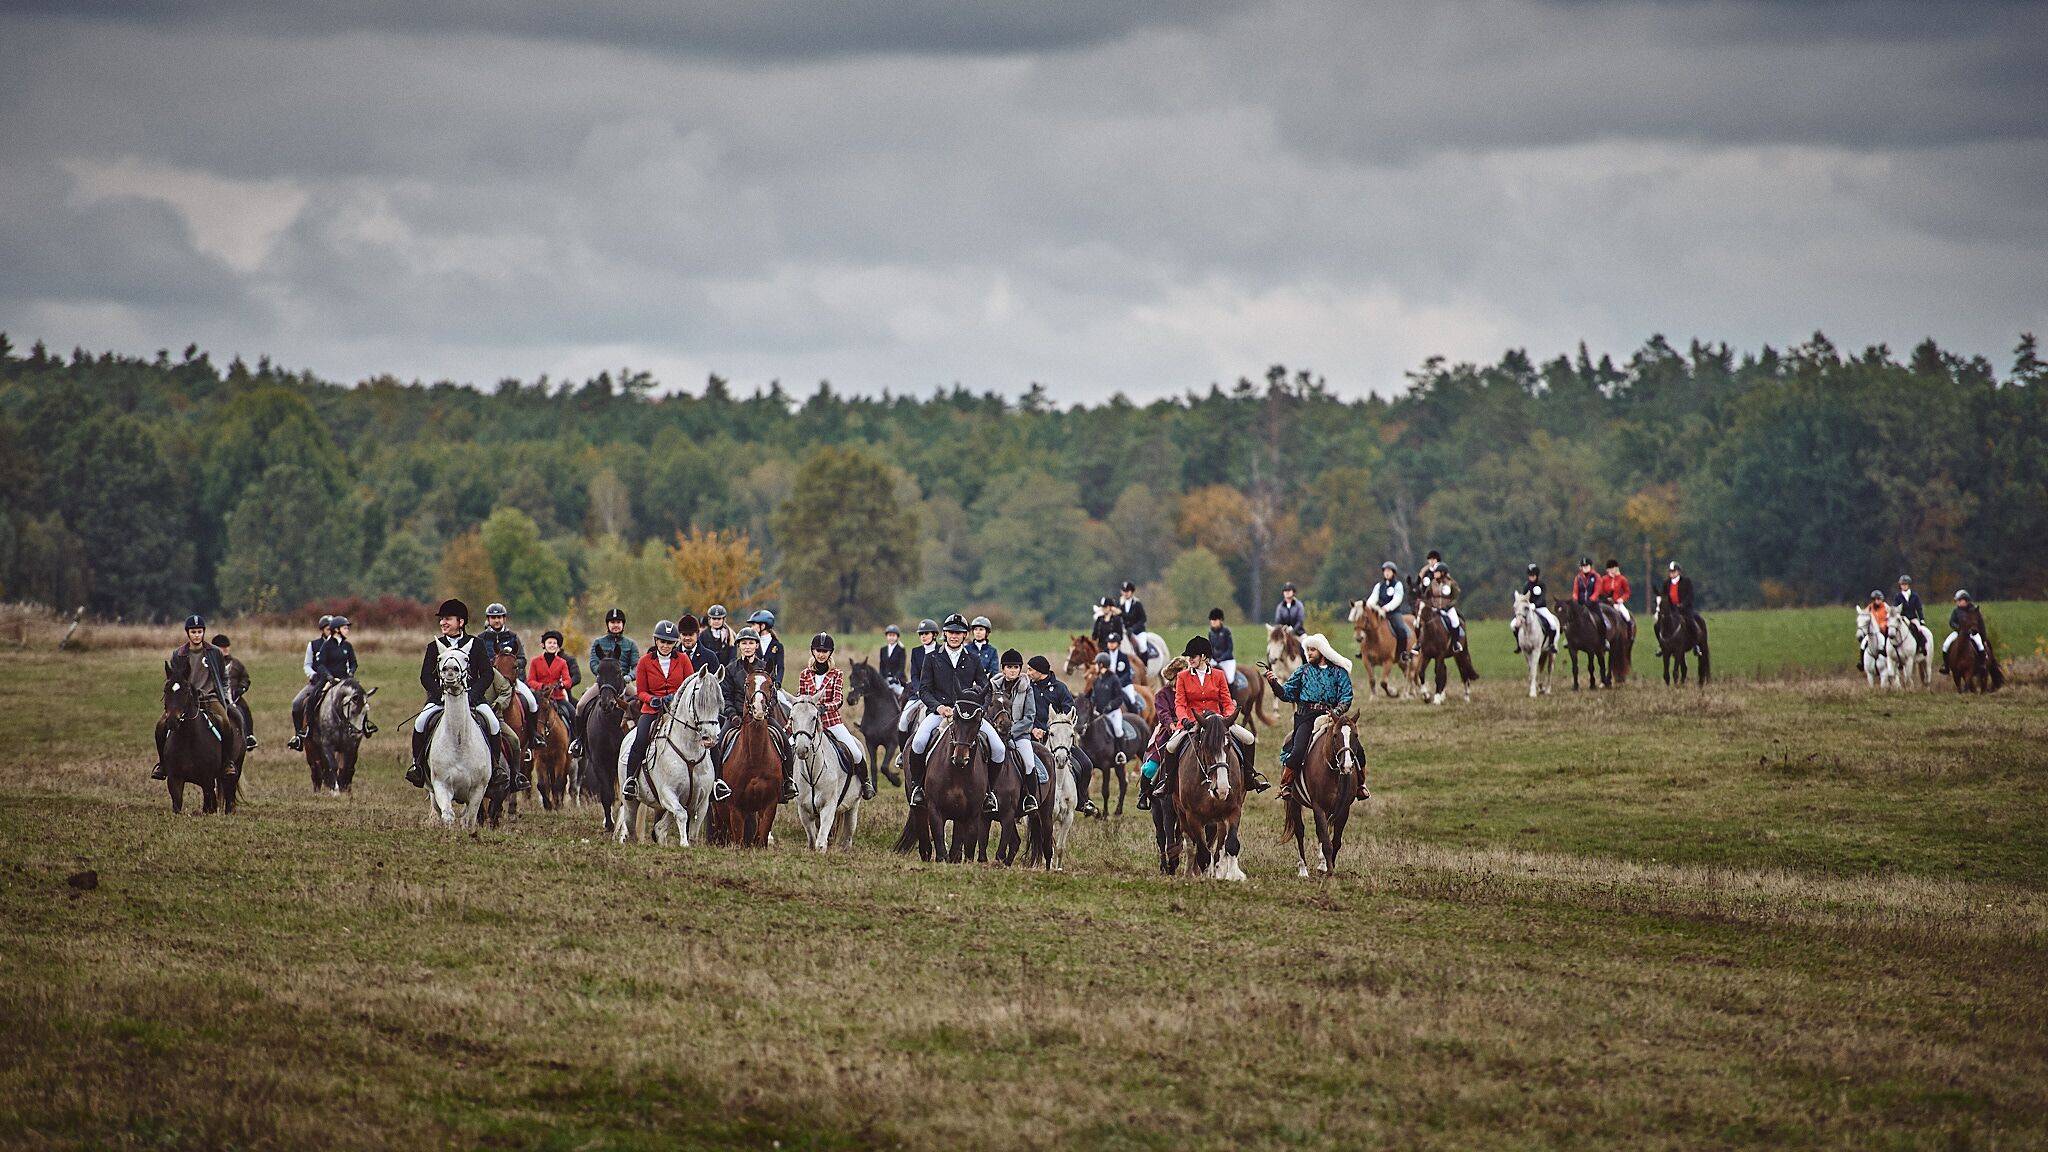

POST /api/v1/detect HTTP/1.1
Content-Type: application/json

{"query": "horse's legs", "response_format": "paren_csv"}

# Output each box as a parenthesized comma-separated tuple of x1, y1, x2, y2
(1312, 804, 1335, 874)
(1290, 800, 1311, 878)
(1569, 650, 1581, 691)
(168, 777, 184, 814)
(1326, 804, 1348, 873)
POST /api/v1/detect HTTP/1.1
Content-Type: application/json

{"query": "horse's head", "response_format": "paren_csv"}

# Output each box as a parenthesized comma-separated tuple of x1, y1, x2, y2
(438, 646, 470, 693)
(1334, 710, 1362, 777)
(162, 652, 197, 722)
(1186, 712, 1233, 799)
(787, 694, 823, 759)
(1347, 599, 1365, 623)
(1064, 635, 1094, 674)
(1044, 709, 1078, 759)
(1513, 590, 1532, 619)
(492, 651, 520, 681)
(946, 699, 984, 770)
(667, 669, 723, 746)
(846, 658, 880, 698)
(746, 672, 771, 721)
(332, 679, 377, 739)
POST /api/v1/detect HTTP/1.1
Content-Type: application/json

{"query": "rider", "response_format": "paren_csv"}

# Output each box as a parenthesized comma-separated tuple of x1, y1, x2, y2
(406, 599, 517, 794)
(968, 616, 999, 678)
(1866, 591, 1891, 658)
(1597, 559, 1634, 622)
(151, 615, 244, 781)
(1572, 557, 1608, 649)
(1895, 576, 1930, 649)
(907, 614, 1006, 811)
(1942, 589, 1997, 672)
(529, 630, 578, 735)
(1207, 607, 1238, 686)
(1265, 632, 1359, 795)
(798, 633, 874, 801)
(1518, 565, 1560, 654)
(1663, 562, 1701, 632)
(1423, 562, 1469, 654)
(1117, 581, 1153, 663)
(1135, 656, 1184, 813)
(747, 610, 786, 688)
(1027, 655, 1098, 817)
(1273, 582, 1306, 635)
(718, 627, 798, 803)
(1091, 597, 1124, 650)
(621, 619, 693, 805)
(287, 613, 333, 751)
(293, 615, 360, 750)
(1162, 636, 1265, 793)
(211, 633, 256, 752)
(477, 604, 543, 759)
(877, 624, 909, 700)
(1366, 562, 1409, 659)
(697, 605, 736, 673)
(576, 608, 639, 760)
(996, 649, 1044, 815)
(1100, 630, 1144, 716)
(900, 619, 940, 736)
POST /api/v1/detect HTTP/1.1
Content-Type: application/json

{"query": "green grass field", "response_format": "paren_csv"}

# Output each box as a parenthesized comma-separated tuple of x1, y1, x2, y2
(2, 604, 2044, 1149)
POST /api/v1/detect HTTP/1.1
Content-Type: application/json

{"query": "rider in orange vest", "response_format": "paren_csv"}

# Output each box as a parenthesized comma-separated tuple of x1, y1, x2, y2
(1595, 559, 1633, 622)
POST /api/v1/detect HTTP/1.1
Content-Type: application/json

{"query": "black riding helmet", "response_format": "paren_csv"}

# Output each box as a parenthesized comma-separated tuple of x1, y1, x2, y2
(1526, 564, 1540, 577)
(605, 607, 626, 625)
(811, 632, 835, 653)
(1183, 635, 1213, 658)
(1001, 648, 1023, 667)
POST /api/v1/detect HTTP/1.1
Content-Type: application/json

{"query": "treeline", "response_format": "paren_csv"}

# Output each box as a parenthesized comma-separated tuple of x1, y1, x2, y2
(1, 330, 2043, 633)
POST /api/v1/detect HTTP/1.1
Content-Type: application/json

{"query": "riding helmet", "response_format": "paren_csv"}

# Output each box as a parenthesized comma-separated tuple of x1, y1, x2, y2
(736, 627, 762, 644)
(1868, 590, 1883, 602)
(1282, 582, 1297, 592)
(604, 607, 626, 625)
(1527, 564, 1540, 576)
(1097, 596, 1115, 609)
(652, 620, 681, 643)
(916, 618, 939, 634)
(1121, 580, 1136, 592)
(748, 609, 776, 627)
(485, 603, 508, 618)
(1580, 556, 1593, 566)
(330, 616, 350, 629)
(1668, 561, 1681, 572)
(1102, 628, 1123, 643)
(1898, 575, 1913, 586)
(1001, 648, 1023, 667)
(811, 632, 835, 653)
(1605, 558, 1620, 569)
(707, 604, 728, 620)
(941, 613, 969, 633)
(1209, 607, 1226, 620)
(1954, 589, 1970, 602)
(1182, 635, 1213, 658)
(318, 614, 335, 629)
(1426, 550, 1442, 561)
(885, 624, 901, 636)
(541, 629, 564, 646)
(971, 615, 992, 630)
(1381, 560, 1395, 572)
(184, 613, 206, 630)
(437, 598, 469, 621)
(1094, 652, 1112, 667)
(212, 634, 230, 649)
(1028, 655, 1053, 675)
(675, 613, 699, 634)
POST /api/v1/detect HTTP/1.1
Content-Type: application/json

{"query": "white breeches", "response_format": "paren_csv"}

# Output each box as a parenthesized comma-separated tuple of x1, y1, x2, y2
(1120, 684, 1141, 708)
(910, 713, 1006, 762)
(510, 681, 537, 712)
(1943, 632, 1984, 653)
(1219, 659, 1237, 684)
(899, 698, 926, 734)
(1613, 604, 1632, 622)
(825, 721, 864, 765)
(1534, 607, 1559, 633)
(1013, 739, 1045, 782)
(1107, 710, 1135, 744)
(419, 702, 500, 736)
(1163, 725, 1256, 754)
(1444, 608, 1464, 630)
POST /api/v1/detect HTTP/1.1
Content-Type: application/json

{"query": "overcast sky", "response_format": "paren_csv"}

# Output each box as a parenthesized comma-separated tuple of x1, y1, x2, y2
(3, 1, 2044, 400)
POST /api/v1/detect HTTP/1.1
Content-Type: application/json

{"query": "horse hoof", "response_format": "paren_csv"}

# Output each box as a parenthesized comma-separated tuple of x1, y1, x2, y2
(1297, 865, 1310, 878)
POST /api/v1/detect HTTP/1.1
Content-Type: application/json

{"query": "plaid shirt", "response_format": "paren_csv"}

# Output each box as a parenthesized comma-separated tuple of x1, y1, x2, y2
(798, 664, 845, 728)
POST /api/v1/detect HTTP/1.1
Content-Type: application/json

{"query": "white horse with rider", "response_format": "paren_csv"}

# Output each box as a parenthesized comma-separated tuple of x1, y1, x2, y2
(1856, 605, 1897, 688)
(425, 645, 493, 827)
(616, 667, 721, 846)
(1042, 709, 1081, 871)
(1887, 610, 1934, 688)
(1512, 591, 1555, 698)
(788, 691, 864, 851)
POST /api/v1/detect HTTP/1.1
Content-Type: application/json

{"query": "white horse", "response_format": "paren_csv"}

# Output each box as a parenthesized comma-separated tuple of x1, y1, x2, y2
(1512, 591, 1555, 699)
(1856, 607, 1897, 688)
(427, 646, 492, 827)
(617, 667, 720, 846)
(1131, 630, 1168, 680)
(1043, 709, 1081, 872)
(1888, 612, 1934, 689)
(788, 693, 862, 852)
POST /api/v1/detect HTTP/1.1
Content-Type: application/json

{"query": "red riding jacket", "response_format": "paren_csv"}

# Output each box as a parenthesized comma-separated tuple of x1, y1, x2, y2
(1596, 572, 1632, 607)
(528, 653, 574, 702)
(634, 649, 695, 715)
(1173, 665, 1236, 721)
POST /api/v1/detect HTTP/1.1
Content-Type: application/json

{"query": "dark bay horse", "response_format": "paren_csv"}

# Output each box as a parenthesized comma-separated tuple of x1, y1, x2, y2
(581, 658, 631, 835)
(712, 669, 783, 847)
(1074, 685, 1148, 817)
(1653, 602, 1711, 687)
(305, 678, 376, 793)
(1945, 606, 2003, 693)
(1556, 600, 1610, 690)
(1283, 711, 1365, 877)
(1170, 714, 1247, 880)
(1410, 605, 1477, 704)
(1605, 605, 1636, 684)
(846, 658, 904, 786)
(160, 650, 240, 815)
(920, 700, 993, 863)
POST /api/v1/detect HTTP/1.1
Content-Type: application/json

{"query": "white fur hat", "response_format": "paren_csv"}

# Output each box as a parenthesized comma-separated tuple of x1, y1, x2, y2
(1301, 632, 1353, 672)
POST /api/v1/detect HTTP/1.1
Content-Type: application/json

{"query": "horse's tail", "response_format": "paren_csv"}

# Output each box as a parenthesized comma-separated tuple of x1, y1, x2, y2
(1282, 795, 1304, 844)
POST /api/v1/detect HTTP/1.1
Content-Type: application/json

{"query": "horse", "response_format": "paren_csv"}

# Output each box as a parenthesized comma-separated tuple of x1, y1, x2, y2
(159, 650, 240, 815)
(1856, 607, 1897, 689)
(425, 646, 493, 827)
(1266, 626, 1305, 683)
(1074, 681, 1149, 816)
(1041, 709, 1082, 871)
(1283, 710, 1365, 878)
(1944, 606, 2003, 693)
(845, 658, 904, 786)
(481, 652, 534, 827)
(305, 678, 377, 793)
(1409, 606, 1477, 704)
(789, 691, 863, 852)
(918, 699, 994, 863)
(1888, 612, 1935, 689)
(530, 689, 573, 811)
(711, 668, 783, 847)
(581, 658, 632, 836)
(618, 667, 721, 846)
(1555, 598, 1608, 691)
(1511, 593, 1555, 699)
(1603, 603, 1636, 684)
(1653, 601, 1711, 687)
(1347, 599, 1408, 701)
(1170, 713, 1248, 881)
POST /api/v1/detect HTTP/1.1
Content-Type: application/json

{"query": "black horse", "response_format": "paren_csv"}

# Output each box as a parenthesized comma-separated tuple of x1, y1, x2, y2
(159, 649, 240, 815)
(1654, 602, 1711, 687)
(1556, 600, 1610, 690)
(846, 658, 904, 787)
(1074, 691, 1149, 817)
(581, 658, 633, 835)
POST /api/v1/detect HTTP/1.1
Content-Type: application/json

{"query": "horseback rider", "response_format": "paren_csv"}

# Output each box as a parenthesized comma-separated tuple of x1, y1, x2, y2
(968, 615, 999, 678)
(1573, 557, 1609, 645)
(1117, 581, 1155, 664)
(1865, 591, 1891, 658)
(1597, 559, 1633, 622)
(906, 613, 1007, 811)
(1518, 565, 1561, 653)
(717, 627, 798, 803)
(1161, 636, 1265, 795)
(1207, 607, 1239, 685)
(799, 633, 874, 801)
(900, 619, 940, 736)
(696, 605, 736, 673)
(152, 615, 245, 781)
(292, 615, 360, 750)
(996, 649, 1044, 815)
(1941, 589, 2001, 675)
(1273, 582, 1306, 636)
(1366, 561, 1409, 659)
(529, 630, 578, 735)
(574, 607, 639, 760)
(1265, 633, 1361, 796)
(1100, 630, 1144, 715)
(287, 613, 333, 752)
(406, 599, 519, 794)
(1894, 576, 1931, 650)
(477, 604, 544, 760)
(1135, 656, 1185, 813)
(1027, 655, 1098, 817)
(621, 619, 694, 805)
(1422, 562, 1469, 654)
(877, 624, 909, 700)
(211, 633, 256, 752)
(1091, 597, 1123, 650)
(747, 610, 786, 688)
(1662, 561, 1702, 632)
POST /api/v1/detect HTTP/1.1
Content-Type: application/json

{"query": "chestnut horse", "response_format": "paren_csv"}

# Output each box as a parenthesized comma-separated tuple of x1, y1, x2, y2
(1945, 605, 2003, 693)
(1170, 713, 1247, 880)
(1283, 711, 1365, 877)
(482, 653, 537, 827)
(1347, 600, 1407, 700)
(712, 668, 783, 846)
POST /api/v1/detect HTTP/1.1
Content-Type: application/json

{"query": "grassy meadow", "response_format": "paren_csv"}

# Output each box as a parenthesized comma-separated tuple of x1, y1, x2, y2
(1, 604, 2045, 1149)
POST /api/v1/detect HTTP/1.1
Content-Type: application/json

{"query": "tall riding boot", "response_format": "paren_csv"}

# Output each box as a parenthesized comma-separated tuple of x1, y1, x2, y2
(407, 728, 429, 787)
(1353, 738, 1372, 800)
(288, 698, 307, 750)
(856, 751, 876, 801)
(906, 747, 926, 807)
(151, 722, 170, 780)
(779, 734, 798, 803)
(1020, 762, 1040, 814)
(488, 744, 512, 796)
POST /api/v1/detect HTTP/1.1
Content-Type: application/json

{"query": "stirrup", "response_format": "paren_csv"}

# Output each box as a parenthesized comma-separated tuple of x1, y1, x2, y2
(1135, 791, 1151, 811)
(983, 792, 999, 814)
(1078, 798, 1099, 815)
(245, 735, 259, 751)
(908, 785, 925, 807)
(860, 777, 876, 800)
(1021, 793, 1040, 814)
(712, 780, 734, 802)
(287, 734, 305, 750)
(150, 763, 168, 781)
(1248, 770, 1271, 793)
(405, 761, 426, 787)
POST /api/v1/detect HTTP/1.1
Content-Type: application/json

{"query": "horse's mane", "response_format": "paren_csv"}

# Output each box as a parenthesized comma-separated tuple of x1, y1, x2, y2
(1197, 711, 1228, 758)
(166, 647, 192, 680)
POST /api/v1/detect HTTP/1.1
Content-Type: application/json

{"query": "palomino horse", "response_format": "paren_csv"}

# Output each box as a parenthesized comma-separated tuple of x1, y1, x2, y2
(712, 668, 782, 846)
(618, 667, 720, 846)
(1409, 606, 1477, 704)
(845, 658, 904, 786)
(1266, 626, 1306, 683)
(789, 691, 864, 852)
(1170, 713, 1248, 881)
(1556, 599, 1608, 690)
(1347, 600, 1408, 701)
(160, 650, 240, 815)
(918, 700, 994, 863)
(1856, 607, 1897, 688)
(1283, 710, 1366, 877)
(306, 678, 376, 793)
(1945, 605, 2003, 693)
(1042, 710, 1081, 872)
(1653, 601, 1711, 687)
(425, 646, 493, 827)
(1074, 679, 1149, 816)
(1511, 593, 1555, 698)
(581, 658, 632, 836)
(1887, 613, 1934, 689)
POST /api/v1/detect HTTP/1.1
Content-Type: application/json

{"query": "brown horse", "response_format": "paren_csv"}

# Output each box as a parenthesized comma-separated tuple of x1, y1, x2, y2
(1076, 669, 1150, 815)
(1605, 605, 1636, 684)
(712, 668, 783, 846)
(1653, 602, 1711, 687)
(1170, 713, 1248, 880)
(1348, 600, 1407, 700)
(580, 658, 633, 835)
(920, 700, 994, 863)
(529, 693, 572, 811)
(1283, 711, 1365, 877)
(1945, 606, 2003, 693)
(1066, 634, 1157, 687)
(1556, 599, 1610, 690)
(159, 649, 241, 815)
(1266, 626, 1306, 682)
(482, 653, 533, 827)
(1409, 605, 1478, 704)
